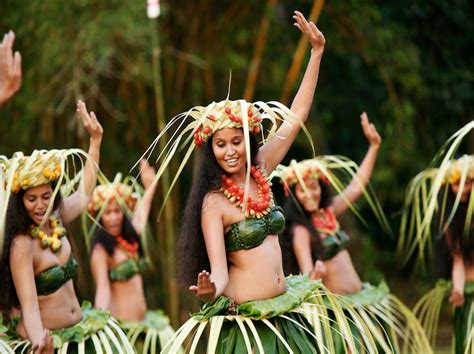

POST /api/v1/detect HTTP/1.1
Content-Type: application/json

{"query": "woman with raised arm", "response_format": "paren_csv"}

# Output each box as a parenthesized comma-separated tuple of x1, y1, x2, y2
(148, 11, 381, 354)
(87, 160, 177, 353)
(275, 113, 431, 353)
(0, 101, 133, 353)
(404, 148, 474, 353)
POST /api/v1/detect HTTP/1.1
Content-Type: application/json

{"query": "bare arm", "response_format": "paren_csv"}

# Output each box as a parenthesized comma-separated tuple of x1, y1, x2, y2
(0, 31, 22, 106)
(189, 194, 229, 302)
(292, 225, 314, 275)
(132, 160, 157, 235)
(90, 244, 112, 310)
(10, 237, 52, 352)
(329, 112, 381, 216)
(449, 254, 465, 307)
(61, 101, 103, 224)
(258, 11, 325, 173)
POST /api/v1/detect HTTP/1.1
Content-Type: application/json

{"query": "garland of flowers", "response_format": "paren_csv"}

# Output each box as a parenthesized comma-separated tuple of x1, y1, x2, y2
(29, 215, 67, 253)
(115, 235, 139, 258)
(221, 166, 274, 218)
(312, 208, 339, 234)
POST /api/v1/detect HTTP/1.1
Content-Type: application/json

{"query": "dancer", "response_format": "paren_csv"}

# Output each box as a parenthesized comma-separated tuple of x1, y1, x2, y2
(401, 122, 473, 354)
(274, 113, 431, 353)
(87, 161, 177, 353)
(0, 101, 133, 353)
(149, 11, 383, 354)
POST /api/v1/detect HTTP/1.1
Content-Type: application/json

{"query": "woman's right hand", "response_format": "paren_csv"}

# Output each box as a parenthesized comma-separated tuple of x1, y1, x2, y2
(77, 100, 103, 143)
(189, 270, 217, 303)
(31, 329, 54, 354)
(0, 31, 22, 106)
(293, 11, 325, 54)
(360, 112, 381, 148)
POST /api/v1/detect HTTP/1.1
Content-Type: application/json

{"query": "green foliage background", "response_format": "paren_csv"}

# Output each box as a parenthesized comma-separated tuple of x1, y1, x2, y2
(1, 0, 473, 341)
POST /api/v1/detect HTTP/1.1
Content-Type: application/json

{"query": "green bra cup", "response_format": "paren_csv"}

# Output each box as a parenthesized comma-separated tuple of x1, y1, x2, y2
(35, 256, 77, 296)
(109, 258, 148, 282)
(315, 230, 350, 261)
(225, 206, 286, 252)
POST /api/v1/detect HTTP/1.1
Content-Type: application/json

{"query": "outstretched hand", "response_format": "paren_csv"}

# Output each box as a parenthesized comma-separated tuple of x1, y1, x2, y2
(189, 270, 217, 303)
(76, 100, 103, 142)
(360, 112, 381, 148)
(139, 159, 156, 189)
(32, 329, 54, 354)
(449, 289, 465, 307)
(293, 11, 325, 54)
(0, 31, 22, 106)
(309, 260, 327, 280)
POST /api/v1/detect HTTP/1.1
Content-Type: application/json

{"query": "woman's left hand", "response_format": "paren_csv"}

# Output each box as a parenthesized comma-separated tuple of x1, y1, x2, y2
(293, 11, 325, 54)
(189, 271, 217, 303)
(139, 160, 156, 189)
(77, 100, 103, 142)
(449, 289, 465, 307)
(361, 112, 381, 148)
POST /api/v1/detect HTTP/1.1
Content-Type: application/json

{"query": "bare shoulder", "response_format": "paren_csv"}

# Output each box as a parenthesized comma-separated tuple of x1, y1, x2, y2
(202, 191, 226, 214)
(91, 242, 108, 258)
(292, 224, 311, 238)
(10, 234, 34, 255)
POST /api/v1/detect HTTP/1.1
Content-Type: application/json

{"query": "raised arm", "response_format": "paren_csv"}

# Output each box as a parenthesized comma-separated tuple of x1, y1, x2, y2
(90, 244, 112, 310)
(189, 194, 229, 302)
(329, 112, 381, 216)
(258, 11, 325, 172)
(0, 31, 22, 106)
(132, 160, 157, 235)
(10, 237, 54, 353)
(61, 101, 103, 224)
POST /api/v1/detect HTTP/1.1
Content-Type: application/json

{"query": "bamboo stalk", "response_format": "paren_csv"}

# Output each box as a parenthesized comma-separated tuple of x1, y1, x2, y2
(279, 0, 325, 105)
(243, 0, 277, 101)
(149, 18, 180, 327)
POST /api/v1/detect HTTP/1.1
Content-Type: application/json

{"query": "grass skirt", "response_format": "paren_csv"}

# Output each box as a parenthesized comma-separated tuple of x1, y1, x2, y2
(118, 309, 178, 354)
(415, 280, 473, 354)
(162, 275, 386, 354)
(6, 301, 134, 353)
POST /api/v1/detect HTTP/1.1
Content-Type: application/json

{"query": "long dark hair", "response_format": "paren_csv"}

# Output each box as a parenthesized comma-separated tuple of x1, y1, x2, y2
(177, 132, 259, 288)
(433, 187, 474, 277)
(280, 181, 332, 276)
(0, 185, 63, 320)
(90, 210, 142, 257)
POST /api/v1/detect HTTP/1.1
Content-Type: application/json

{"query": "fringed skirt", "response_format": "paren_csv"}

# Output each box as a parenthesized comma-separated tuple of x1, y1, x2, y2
(6, 302, 134, 353)
(415, 280, 473, 354)
(162, 275, 384, 354)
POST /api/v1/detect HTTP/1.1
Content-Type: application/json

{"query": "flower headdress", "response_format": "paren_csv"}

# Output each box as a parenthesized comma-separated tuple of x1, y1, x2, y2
(272, 156, 391, 234)
(398, 121, 474, 268)
(138, 97, 314, 216)
(0, 149, 90, 253)
(88, 174, 140, 216)
(82, 173, 153, 259)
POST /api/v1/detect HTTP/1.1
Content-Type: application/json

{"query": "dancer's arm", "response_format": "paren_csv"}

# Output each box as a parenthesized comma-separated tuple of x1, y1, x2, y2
(91, 244, 112, 310)
(0, 31, 22, 106)
(9, 236, 53, 353)
(292, 225, 314, 275)
(132, 160, 157, 235)
(189, 194, 229, 302)
(449, 254, 465, 307)
(259, 11, 325, 173)
(61, 101, 103, 224)
(329, 112, 381, 216)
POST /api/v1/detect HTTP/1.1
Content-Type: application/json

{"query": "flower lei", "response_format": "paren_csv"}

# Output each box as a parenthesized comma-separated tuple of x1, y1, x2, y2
(311, 208, 339, 234)
(29, 215, 67, 253)
(115, 235, 139, 258)
(221, 166, 274, 218)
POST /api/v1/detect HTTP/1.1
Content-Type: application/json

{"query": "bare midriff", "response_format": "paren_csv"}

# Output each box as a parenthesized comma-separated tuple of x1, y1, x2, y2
(224, 235, 287, 304)
(17, 281, 82, 338)
(110, 275, 147, 321)
(322, 250, 362, 295)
